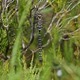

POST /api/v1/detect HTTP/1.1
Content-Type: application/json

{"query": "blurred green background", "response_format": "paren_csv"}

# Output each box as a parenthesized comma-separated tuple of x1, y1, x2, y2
(0, 0, 80, 80)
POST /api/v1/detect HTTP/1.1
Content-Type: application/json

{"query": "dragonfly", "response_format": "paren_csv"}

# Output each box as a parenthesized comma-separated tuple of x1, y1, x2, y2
(23, 6, 43, 62)
(23, 1, 52, 62)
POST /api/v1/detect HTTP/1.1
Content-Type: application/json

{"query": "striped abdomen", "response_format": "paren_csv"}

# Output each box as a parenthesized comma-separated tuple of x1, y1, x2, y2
(37, 14, 43, 62)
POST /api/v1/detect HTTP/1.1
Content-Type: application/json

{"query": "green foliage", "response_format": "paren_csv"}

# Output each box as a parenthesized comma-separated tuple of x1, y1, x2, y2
(0, 0, 80, 80)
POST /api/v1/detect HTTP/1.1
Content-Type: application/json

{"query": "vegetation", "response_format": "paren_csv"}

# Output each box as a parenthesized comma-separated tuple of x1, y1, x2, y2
(0, 0, 80, 80)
